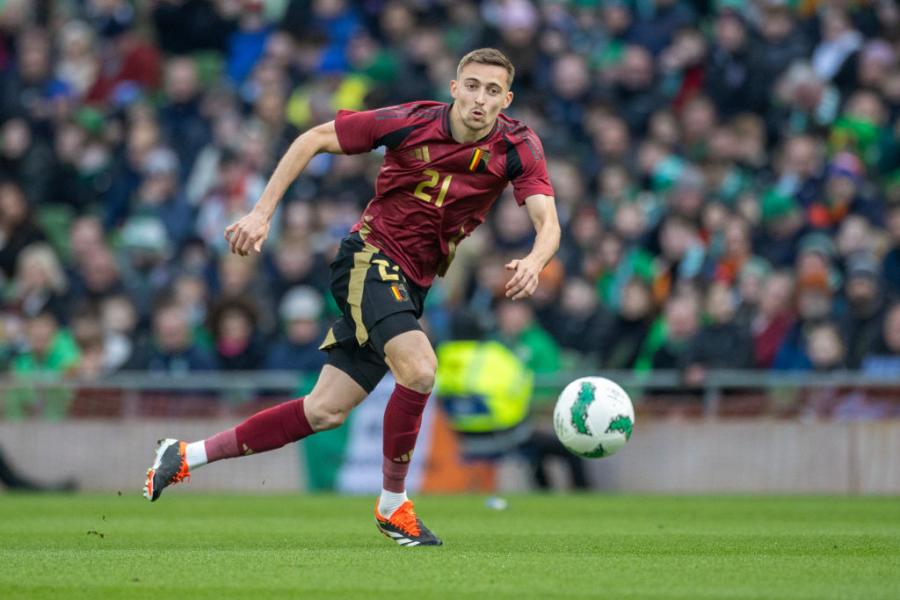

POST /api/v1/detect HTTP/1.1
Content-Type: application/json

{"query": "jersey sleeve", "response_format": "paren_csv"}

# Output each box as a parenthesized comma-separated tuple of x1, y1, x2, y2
(334, 104, 422, 155)
(510, 133, 554, 206)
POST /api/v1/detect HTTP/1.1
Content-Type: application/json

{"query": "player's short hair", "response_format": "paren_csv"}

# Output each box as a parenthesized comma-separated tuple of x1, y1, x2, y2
(457, 48, 515, 88)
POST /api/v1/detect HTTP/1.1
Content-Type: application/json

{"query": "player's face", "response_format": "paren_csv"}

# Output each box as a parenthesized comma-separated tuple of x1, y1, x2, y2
(450, 63, 513, 135)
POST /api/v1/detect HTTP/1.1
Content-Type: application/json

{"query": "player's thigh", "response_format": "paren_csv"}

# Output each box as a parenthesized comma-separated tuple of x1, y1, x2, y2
(305, 364, 370, 423)
(383, 328, 437, 391)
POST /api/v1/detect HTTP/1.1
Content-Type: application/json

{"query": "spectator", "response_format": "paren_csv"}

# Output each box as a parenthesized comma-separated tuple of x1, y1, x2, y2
(543, 277, 611, 356)
(49, 117, 109, 211)
(857, 39, 896, 90)
(98, 293, 139, 370)
(599, 277, 656, 369)
(494, 299, 561, 375)
(812, 9, 862, 93)
(264, 286, 328, 373)
(127, 300, 217, 373)
(103, 112, 163, 229)
(806, 321, 848, 372)
(117, 216, 177, 319)
(266, 234, 330, 303)
(705, 9, 753, 117)
(835, 215, 876, 263)
(214, 252, 275, 335)
(5, 310, 79, 419)
(683, 282, 754, 385)
(734, 256, 771, 328)
(69, 303, 115, 377)
(70, 245, 126, 308)
(545, 53, 593, 142)
(750, 270, 796, 368)
(840, 253, 889, 368)
(883, 205, 900, 297)
(11, 310, 80, 376)
(151, 0, 235, 56)
(131, 148, 195, 248)
(171, 272, 211, 331)
(0, 27, 66, 123)
(66, 215, 106, 272)
(85, 0, 161, 105)
(159, 57, 211, 179)
(748, 1, 809, 114)
(195, 148, 266, 253)
(55, 20, 99, 99)
(0, 181, 45, 279)
(776, 134, 826, 210)
(637, 291, 701, 371)
(652, 215, 706, 303)
(771, 62, 839, 135)
(774, 269, 837, 371)
(808, 151, 881, 231)
(7, 243, 70, 323)
(631, 0, 695, 56)
(755, 189, 809, 268)
(613, 45, 667, 135)
(713, 215, 756, 285)
(208, 297, 265, 371)
(862, 302, 900, 377)
(0, 117, 55, 205)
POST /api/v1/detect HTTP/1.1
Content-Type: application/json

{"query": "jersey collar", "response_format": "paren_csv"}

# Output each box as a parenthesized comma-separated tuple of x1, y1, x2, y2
(444, 103, 499, 145)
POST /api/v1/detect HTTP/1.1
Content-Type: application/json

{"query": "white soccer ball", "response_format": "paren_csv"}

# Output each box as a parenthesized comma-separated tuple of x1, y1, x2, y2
(553, 376, 635, 458)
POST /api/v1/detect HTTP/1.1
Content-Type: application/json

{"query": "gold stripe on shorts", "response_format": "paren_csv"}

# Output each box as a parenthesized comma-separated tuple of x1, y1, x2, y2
(349, 248, 376, 345)
(318, 326, 337, 351)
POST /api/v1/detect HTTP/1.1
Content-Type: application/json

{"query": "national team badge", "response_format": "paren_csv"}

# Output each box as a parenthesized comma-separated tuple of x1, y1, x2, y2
(390, 284, 409, 302)
(468, 148, 490, 173)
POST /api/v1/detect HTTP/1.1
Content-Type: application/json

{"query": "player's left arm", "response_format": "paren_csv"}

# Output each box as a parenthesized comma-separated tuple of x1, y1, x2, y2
(505, 194, 560, 300)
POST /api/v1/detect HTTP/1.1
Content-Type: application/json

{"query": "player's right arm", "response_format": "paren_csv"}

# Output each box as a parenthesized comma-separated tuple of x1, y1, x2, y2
(225, 121, 343, 256)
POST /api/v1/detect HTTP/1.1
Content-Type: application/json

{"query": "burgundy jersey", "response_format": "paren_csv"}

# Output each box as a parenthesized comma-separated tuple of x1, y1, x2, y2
(334, 101, 554, 287)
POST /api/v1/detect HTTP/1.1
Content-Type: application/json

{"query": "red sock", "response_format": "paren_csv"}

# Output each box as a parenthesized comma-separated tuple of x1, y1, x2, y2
(382, 384, 429, 492)
(204, 397, 313, 462)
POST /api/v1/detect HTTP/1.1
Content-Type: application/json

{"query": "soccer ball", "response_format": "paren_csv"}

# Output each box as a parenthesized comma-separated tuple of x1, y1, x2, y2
(553, 376, 634, 458)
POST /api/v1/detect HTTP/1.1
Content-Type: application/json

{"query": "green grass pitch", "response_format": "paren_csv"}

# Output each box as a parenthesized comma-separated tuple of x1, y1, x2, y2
(1, 494, 898, 599)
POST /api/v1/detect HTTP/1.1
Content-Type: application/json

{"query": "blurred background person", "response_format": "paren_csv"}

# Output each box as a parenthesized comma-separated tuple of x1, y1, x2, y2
(436, 311, 587, 491)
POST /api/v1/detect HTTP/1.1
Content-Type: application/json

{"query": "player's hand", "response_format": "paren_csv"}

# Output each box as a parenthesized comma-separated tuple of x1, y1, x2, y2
(504, 256, 541, 300)
(224, 210, 270, 256)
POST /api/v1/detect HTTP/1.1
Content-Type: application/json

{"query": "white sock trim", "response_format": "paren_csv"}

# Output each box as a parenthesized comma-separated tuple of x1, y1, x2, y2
(378, 489, 408, 518)
(185, 441, 208, 469)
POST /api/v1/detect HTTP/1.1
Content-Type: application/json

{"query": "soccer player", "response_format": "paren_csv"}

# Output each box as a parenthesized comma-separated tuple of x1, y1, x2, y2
(143, 48, 560, 547)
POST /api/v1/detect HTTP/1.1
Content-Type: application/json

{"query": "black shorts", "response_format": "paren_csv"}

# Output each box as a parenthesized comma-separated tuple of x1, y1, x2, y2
(320, 233, 428, 393)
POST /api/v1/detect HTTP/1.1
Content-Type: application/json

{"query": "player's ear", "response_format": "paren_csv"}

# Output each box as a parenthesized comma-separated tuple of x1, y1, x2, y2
(449, 79, 458, 100)
(503, 90, 513, 109)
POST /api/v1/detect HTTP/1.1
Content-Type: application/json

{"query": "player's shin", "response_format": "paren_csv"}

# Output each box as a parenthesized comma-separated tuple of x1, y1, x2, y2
(380, 384, 429, 516)
(185, 396, 314, 469)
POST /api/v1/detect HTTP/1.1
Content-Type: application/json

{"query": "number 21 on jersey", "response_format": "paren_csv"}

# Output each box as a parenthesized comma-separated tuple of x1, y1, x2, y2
(414, 169, 452, 207)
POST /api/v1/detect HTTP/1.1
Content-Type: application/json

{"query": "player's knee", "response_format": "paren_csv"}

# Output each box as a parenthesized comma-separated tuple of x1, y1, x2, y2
(305, 395, 350, 431)
(310, 405, 348, 431)
(396, 355, 436, 393)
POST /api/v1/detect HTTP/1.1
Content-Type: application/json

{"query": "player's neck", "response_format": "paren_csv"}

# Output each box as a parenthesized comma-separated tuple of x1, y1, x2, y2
(448, 103, 495, 144)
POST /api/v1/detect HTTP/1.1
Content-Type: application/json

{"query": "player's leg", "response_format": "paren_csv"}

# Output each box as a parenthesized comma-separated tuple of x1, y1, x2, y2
(143, 362, 368, 501)
(324, 233, 440, 544)
(380, 328, 436, 502)
(368, 314, 442, 546)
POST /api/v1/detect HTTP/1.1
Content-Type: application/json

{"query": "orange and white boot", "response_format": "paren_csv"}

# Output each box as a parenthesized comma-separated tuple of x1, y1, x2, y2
(375, 500, 442, 547)
(143, 439, 190, 501)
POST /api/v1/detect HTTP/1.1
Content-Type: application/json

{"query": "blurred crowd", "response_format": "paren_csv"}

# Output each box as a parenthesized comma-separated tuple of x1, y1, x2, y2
(0, 0, 899, 395)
